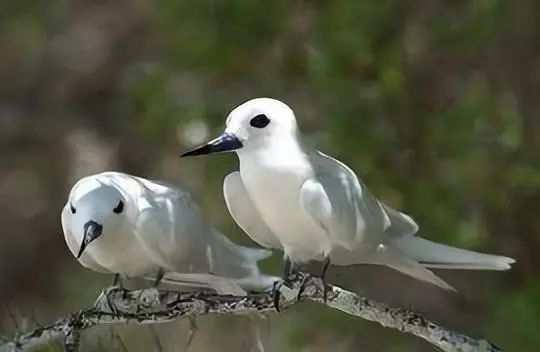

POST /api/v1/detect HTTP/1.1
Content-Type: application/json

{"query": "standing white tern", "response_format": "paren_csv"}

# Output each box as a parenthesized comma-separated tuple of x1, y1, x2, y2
(62, 172, 276, 295)
(181, 98, 516, 291)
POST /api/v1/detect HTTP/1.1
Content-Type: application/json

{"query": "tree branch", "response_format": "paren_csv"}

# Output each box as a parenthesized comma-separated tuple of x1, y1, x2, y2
(0, 272, 502, 352)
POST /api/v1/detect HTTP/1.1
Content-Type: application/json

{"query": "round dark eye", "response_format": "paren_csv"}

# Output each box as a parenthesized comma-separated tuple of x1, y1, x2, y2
(70, 204, 76, 214)
(113, 200, 124, 214)
(250, 114, 270, 128)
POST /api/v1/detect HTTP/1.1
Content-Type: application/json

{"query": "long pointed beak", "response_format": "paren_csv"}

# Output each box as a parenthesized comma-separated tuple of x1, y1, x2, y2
(180, 133, 243, 157)
(77, 220, 103, 258)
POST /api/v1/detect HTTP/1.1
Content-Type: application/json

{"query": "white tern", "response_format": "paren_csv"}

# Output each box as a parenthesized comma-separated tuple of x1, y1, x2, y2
(181, 98, 516, 291)
(62, 171, 276, 295)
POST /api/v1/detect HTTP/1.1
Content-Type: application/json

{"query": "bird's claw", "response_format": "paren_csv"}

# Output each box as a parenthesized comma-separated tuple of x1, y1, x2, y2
(271, 277, 295, 312)
(322, 282, 330, 303)
(94, 286, 121, 315)
(271, 280, 282, 312)
(296, 274, 311, 301)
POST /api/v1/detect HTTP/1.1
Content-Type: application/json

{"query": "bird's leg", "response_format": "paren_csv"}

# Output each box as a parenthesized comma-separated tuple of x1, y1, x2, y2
(101, 274, 123, 315)
(320, 256, 331, 303)
(102, 287, 120, 316)
(153, 268, 165, 287)
(294, 257, 330, 301)
(283, 257, 293, 277)
(272, 257, 295, 312)
(320, 256, 330, 280)
(111, 273, 123, 288)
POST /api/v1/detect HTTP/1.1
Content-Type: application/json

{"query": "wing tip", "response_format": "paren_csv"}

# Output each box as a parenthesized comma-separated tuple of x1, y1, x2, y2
(497, 256, 516, 270)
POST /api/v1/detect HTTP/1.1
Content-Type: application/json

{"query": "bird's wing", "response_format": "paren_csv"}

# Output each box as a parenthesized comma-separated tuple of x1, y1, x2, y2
(158, 272, 248, 295)
(300, 151, 392, 250)
(133, 185, 210, 272)
(61, 206, 111, 274)
(381, 203, 419, 237)
(223, 171, 282, 249)
(134, 182, 272, 294)
(133, 182, 253, 273)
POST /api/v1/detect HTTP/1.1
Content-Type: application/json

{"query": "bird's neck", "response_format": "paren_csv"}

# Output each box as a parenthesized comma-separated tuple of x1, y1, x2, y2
(237, 135, 315, 196)
(239, 135, 309, 169)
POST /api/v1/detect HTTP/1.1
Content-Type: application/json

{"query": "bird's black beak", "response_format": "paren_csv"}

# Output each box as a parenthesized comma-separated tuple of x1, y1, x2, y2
(77, 220, 103, 258)
(180, 133, 243, 157)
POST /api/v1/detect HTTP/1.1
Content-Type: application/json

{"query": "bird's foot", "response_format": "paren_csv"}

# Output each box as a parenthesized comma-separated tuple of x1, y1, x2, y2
(272, 272, 312, 312)
(106, 294, 120, 316)
(271, 280, 282, 312)
(320, 257, 331, 304)
(322, 281, 330, 304)
(111, 273, 123, 289)
(295, 273, 311, 301)
(94, 286, 122, 316)
(271, 277, 294, 313)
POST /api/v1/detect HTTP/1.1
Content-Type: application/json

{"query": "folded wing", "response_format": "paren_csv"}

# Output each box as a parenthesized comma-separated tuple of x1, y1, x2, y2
(223, 171, 282, 250)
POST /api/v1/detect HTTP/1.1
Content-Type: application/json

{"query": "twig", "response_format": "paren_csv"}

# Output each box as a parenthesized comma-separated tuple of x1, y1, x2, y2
(4, 306, 19, 331)
(184, 317, 197, 352)
(0, 272, 502, 352)
(111, 329, 128, 352)
(148, 326, 163, 352)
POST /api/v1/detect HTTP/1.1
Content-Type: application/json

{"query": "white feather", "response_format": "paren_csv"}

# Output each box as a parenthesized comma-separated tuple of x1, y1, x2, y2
(62, 172, 276, 294)
(211, 97, 516, 291)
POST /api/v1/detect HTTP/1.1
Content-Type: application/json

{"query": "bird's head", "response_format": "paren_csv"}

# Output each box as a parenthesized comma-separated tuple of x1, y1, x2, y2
(181, 98, 298, 157)
(65, 176, 128, 258)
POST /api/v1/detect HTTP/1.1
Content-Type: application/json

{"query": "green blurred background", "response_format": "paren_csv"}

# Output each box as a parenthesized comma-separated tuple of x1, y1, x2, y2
(1, 0, 539, 350)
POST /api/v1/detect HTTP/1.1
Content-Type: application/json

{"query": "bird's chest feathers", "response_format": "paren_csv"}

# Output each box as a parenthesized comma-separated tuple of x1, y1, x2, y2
(85, 227, 156, 276)
(239, 151, 330, 260)
(240, 151, 310, 212)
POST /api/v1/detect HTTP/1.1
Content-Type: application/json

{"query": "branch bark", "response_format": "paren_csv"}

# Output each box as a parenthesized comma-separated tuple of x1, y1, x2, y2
(0, 273, 502, 352)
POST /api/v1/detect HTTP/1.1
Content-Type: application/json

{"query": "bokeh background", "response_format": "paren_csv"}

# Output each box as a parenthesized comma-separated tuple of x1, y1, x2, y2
(1, 0, 539, 351)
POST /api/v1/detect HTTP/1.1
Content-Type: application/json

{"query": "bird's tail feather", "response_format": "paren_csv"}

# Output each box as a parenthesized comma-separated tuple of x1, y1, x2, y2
(242, 245, 273, 262)
(331, 244, 456, 291)
(332, 236, 514, 291)
(209, 229, 276, 292)
(395, 236, 516, 271)
(228, 243, 278, 291)
(372, 244, 457, 291)
(157, 272, 248, 295)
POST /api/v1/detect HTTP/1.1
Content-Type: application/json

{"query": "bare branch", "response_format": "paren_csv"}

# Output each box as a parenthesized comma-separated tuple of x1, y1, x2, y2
(0, 273, 502, 352)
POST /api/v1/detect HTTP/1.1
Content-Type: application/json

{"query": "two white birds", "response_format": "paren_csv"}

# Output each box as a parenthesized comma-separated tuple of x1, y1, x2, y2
(181, 98, 515, 291)
(62, 98, 515, 296)
(62, 172, 276, 295)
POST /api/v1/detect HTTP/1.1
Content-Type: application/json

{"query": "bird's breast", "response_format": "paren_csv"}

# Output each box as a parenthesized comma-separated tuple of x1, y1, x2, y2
(84, 230, 158, 277)
(239, 155, 331, 262)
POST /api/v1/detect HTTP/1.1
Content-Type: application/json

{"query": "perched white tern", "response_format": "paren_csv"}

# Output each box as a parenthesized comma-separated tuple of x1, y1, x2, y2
(181, 98, 516, 291)
(62, 172, 276, 295)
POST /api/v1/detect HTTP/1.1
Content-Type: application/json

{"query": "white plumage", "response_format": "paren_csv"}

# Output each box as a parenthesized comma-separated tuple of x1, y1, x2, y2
(62, 172, 275, 295)
(184, 98, 515, 291)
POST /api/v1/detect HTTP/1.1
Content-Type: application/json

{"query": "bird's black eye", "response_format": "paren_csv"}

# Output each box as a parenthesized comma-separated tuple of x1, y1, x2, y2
(70, 204, 76, 214)
(113, 200, 124, 214)
(250, 114, 270, 128)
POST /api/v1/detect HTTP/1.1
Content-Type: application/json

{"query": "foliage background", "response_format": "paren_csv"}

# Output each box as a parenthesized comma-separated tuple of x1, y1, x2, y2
(1, 0, 539, 350)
